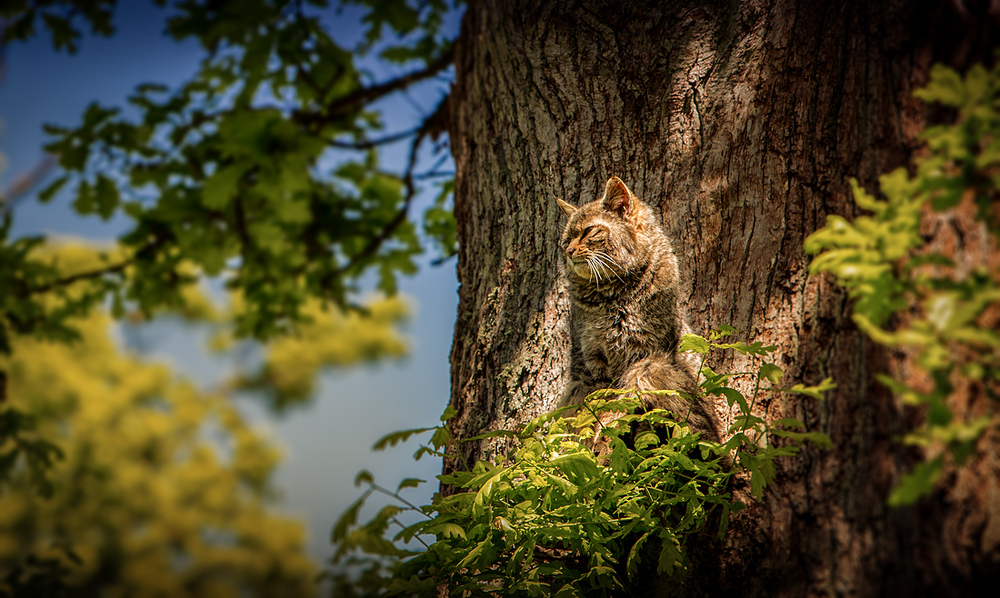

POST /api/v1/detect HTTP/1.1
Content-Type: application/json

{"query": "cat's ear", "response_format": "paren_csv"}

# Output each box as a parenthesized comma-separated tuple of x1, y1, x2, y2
(555, 197, 578, 217)
(601, 176, 635, 219)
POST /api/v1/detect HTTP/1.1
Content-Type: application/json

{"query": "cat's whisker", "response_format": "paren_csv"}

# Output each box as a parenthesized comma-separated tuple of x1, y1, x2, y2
(586, 257, 602, 286)
(589, 256, 611, 285)
(591, 251, 625, 284)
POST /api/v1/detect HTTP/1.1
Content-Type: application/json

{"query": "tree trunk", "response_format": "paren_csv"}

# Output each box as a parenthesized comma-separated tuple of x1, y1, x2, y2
(447, 0, 1000, 595)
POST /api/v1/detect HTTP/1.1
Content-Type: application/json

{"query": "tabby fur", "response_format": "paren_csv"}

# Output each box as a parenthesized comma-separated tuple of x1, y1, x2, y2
(556, 176, 722, 444)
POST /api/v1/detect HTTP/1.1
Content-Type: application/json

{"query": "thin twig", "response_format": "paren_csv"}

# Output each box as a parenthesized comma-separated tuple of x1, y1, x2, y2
(328, 127, 420, 150)
(333, 122, 427, 277)
(370, 483, 433, 520)
(414, 169, 455, 180)
(390, 516, 431, 550)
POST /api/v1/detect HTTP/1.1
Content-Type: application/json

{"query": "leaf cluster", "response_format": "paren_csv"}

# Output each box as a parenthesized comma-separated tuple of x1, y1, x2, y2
(330, 330, 832, 596)
(804, 62, 1000, 505)
(0, 0, 117, 54)
(2, 0, 457, 355)
(0, 1, 459, 593)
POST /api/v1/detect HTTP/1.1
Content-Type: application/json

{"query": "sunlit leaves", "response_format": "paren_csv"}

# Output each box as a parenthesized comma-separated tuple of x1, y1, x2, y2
(332, 329, 832, 595)
(806, 62, 1000, 505)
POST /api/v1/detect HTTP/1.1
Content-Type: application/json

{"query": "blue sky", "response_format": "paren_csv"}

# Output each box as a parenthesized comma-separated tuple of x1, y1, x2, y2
(0, 1, 461, 567)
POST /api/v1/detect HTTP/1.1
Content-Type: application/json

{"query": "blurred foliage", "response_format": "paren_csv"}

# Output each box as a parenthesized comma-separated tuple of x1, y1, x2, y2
(0, 282, 314, 596)
(0, 1, 456, 591)
(330, 329, 832, 596)
(2, 0, 455, 342)
(0, 242, 410, 595)
(0, 0, 457, 425)
(805, 62, 1000, 505)
(228, 292, 409, 409)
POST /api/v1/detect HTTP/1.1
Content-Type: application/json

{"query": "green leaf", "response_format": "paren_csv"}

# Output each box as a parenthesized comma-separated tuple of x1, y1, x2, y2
(679, 333, 709, 354)
(425, 522, 466, 539)
(709, 325, 738, 340)
(72, 180, 95, 214)
(887, 456, 944, 506)
(37, 175, 69, 203)
(774, 418, 805, 430)
(758, 363, 783, 385)
(656, 533, 683, 576)
(551, 452, 600, 486)
(440, 406, 458, 421)
(332, 491, 368, 542)
(372, 427, 434, 451)
(202, 163, 246, 209)
(354, 470, 374, 487)
(396, 477, 424, 492)
(626, 532, 652, 579)
(94, 174, 120, 219)
(716, 387, 749, 413)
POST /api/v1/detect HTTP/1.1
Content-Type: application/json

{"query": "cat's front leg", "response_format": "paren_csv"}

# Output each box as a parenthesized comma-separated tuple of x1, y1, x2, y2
(558, 377, 593, 407)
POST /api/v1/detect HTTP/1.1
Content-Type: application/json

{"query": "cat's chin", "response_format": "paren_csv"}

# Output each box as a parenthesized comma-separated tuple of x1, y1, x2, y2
(570, 262, 593, 279)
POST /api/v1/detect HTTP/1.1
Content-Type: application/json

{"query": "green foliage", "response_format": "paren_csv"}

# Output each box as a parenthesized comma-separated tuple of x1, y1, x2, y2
(2, 0, 456, 353)
(0, 0, 117, 55)
(0, 0, 457, 501)
(330, 330, 831, 595)
(805, 62, 1000, 505)
(0, 0, 459, 593)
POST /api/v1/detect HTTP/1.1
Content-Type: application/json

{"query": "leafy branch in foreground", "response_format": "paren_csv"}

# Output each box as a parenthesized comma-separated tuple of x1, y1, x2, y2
(329, 329, 832, 596)
(805, 62, 1000, 505)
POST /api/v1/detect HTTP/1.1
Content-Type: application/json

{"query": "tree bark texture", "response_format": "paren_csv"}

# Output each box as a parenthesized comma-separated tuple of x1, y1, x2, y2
(447, 0, 999, 595)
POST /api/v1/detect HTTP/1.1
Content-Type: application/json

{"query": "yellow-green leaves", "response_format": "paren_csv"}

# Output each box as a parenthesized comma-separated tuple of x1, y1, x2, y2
(0, 308, 317, 597)
(233, 295, 408, 409)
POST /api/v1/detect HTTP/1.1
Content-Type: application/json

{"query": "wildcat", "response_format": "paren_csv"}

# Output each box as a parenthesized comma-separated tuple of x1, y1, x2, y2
(556, 176, 722, 446)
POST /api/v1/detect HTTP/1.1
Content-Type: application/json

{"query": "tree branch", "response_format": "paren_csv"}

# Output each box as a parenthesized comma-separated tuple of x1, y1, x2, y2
(294, 46, 454, 129)
(333, 124, 426, 278)
(23, 235, 168, 296)
(26, 257, 133, 295)
(328, 127, 420, 150)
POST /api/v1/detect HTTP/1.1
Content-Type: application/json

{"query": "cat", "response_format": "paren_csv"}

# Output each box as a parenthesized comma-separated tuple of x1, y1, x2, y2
(555, 176, 723, 448)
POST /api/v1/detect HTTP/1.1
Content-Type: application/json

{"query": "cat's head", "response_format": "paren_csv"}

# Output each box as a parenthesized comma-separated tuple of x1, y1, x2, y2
(555, 176, 661, 284)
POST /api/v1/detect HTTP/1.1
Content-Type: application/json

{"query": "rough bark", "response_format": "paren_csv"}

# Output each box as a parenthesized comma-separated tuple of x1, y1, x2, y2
(447, 0, 1000, 595)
